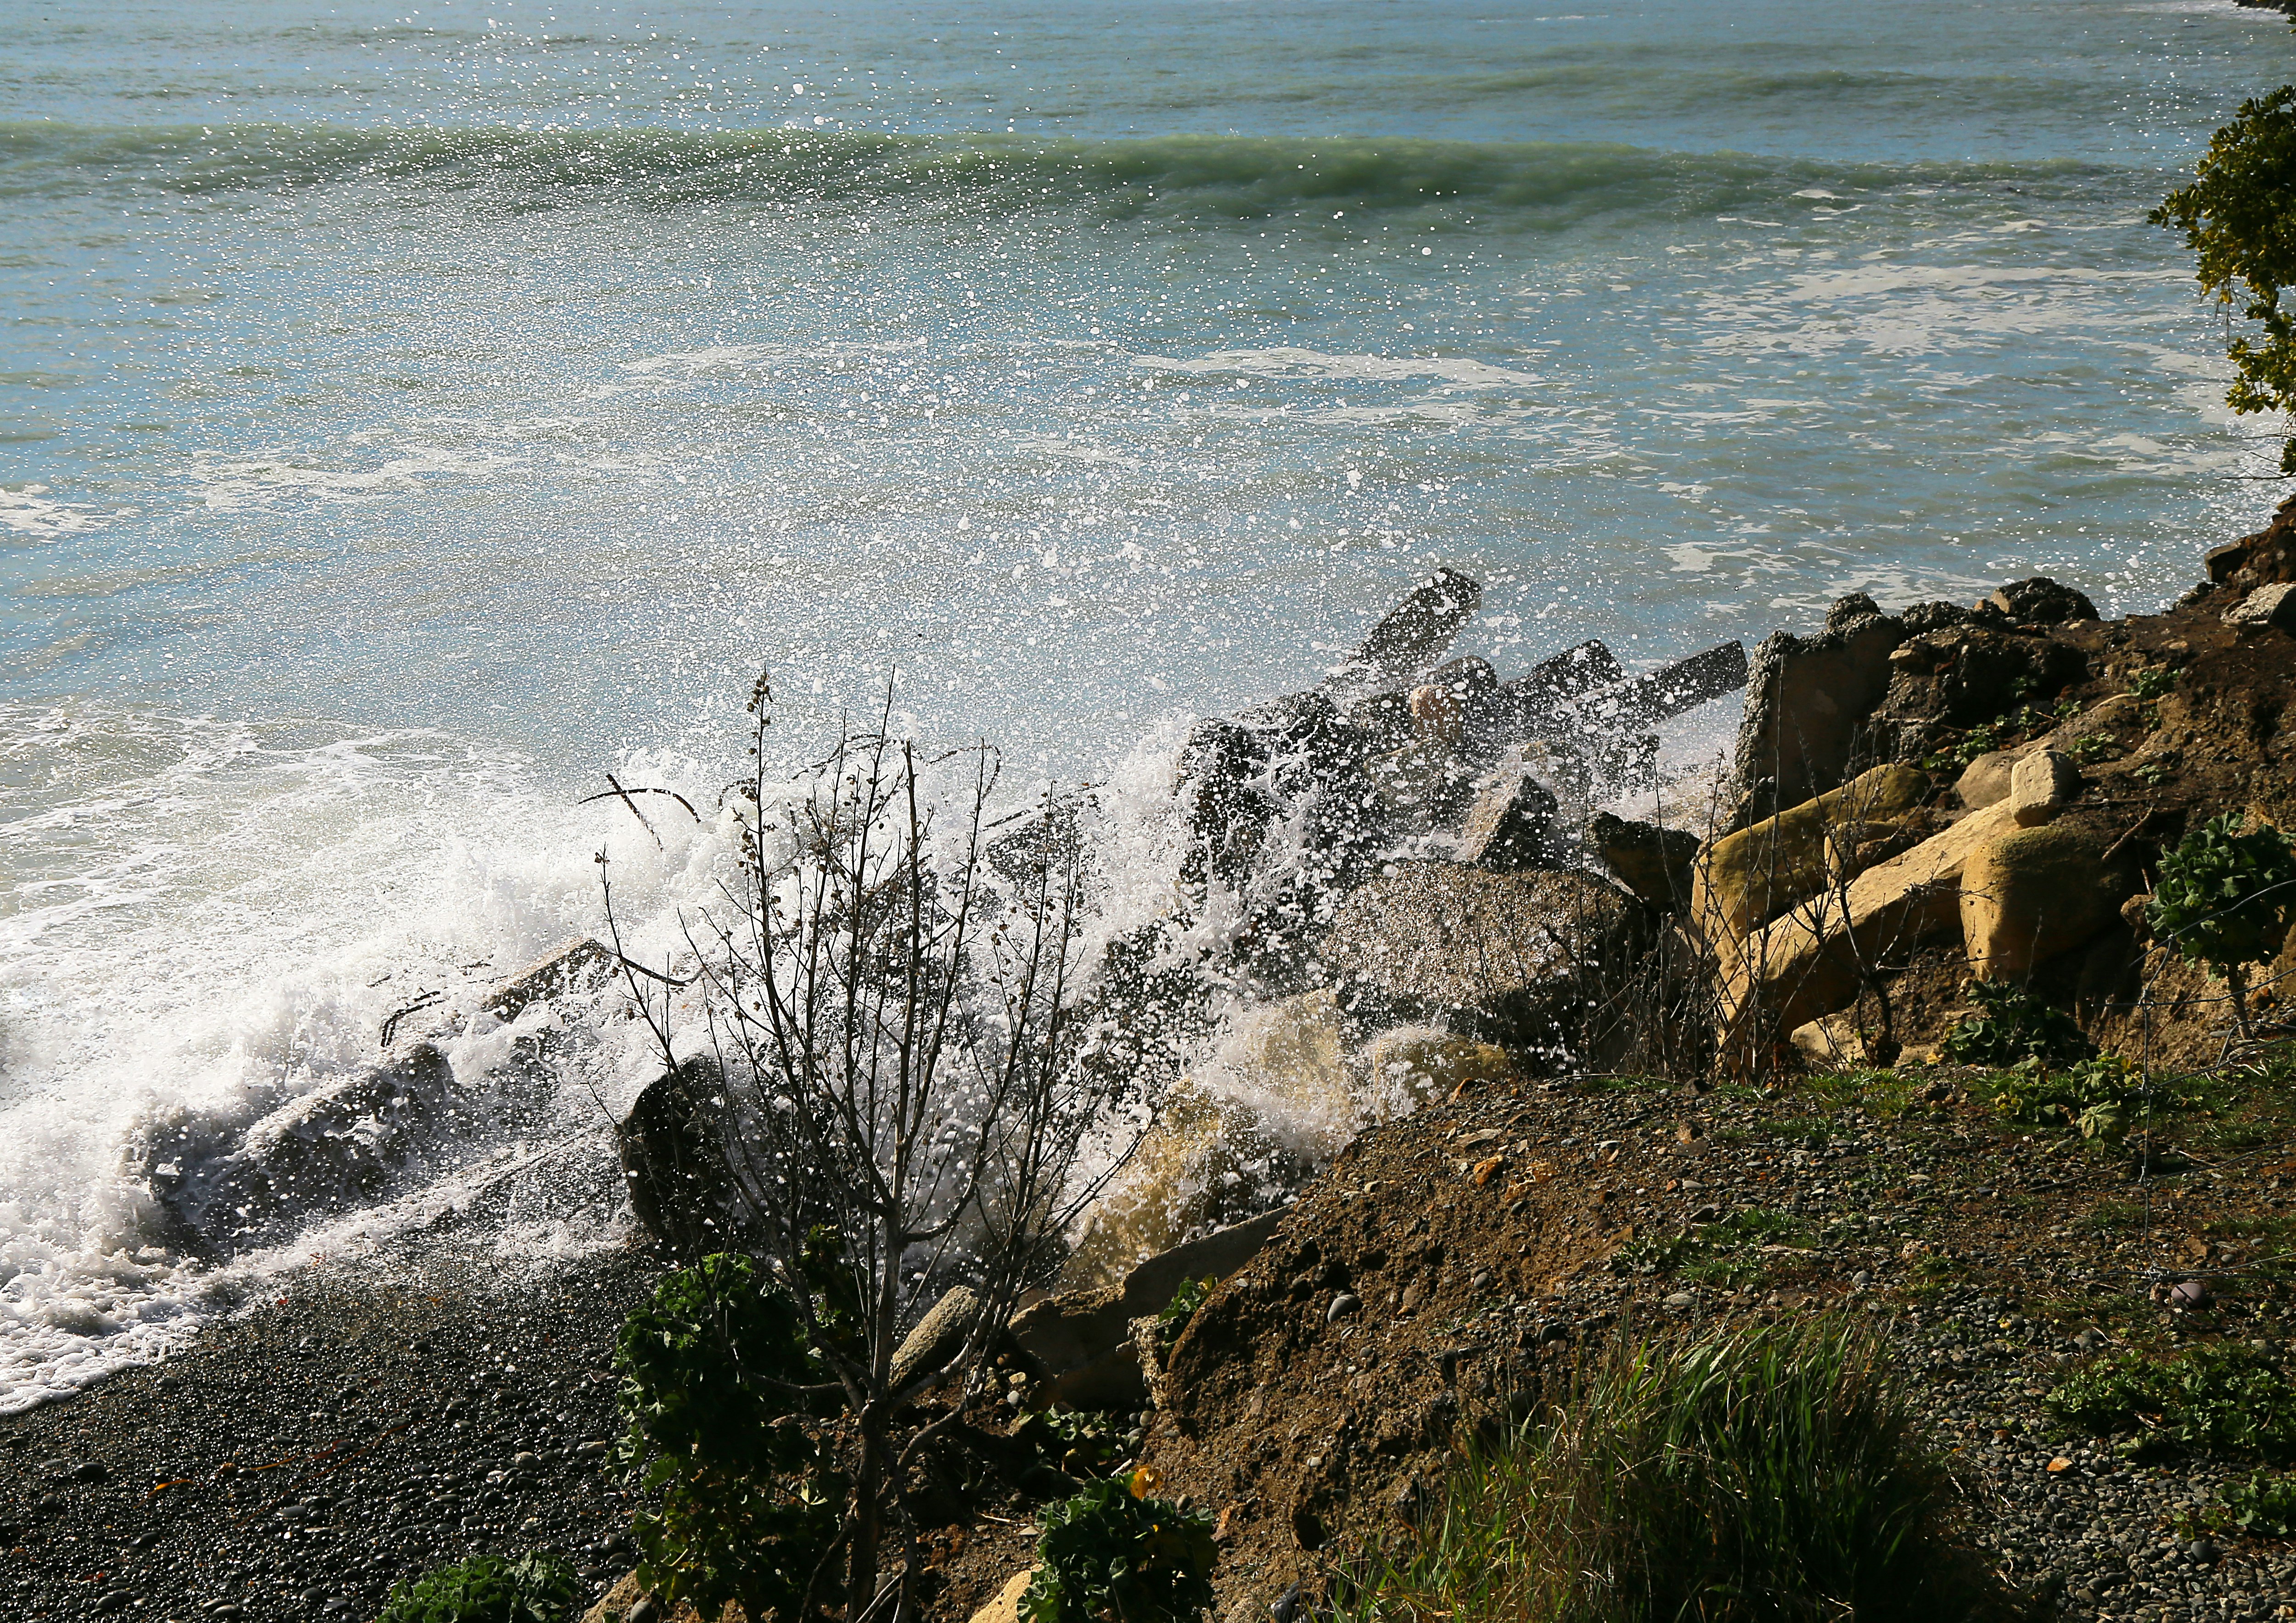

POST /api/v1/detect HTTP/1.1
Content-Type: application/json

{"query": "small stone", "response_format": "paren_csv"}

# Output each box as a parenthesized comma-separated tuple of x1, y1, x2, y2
(1327, 1293, 1362, 1324)
(1471, 1156, 1506, 1187)
(2046, 1457, 2072, 1473)
(1662, 1292, 1696, 1310)
(2224, 581, 2296, 633)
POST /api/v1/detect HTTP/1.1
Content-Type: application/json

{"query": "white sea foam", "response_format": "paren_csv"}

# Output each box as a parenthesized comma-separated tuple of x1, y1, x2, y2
(0, 706, 739, 1413)
(0, 486, 119, 540)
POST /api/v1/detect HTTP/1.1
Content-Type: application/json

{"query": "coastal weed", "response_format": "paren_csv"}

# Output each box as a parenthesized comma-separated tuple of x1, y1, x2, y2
(2048, 1342, 2296, 1463)
(1330, 1318, 2016, 1623)
(374, 1551, 579, 1623)
(2147, 812, 2296, 1036)
(613, 1254, 844, 1623)
(1020, 1473, 1216, 1623)
(1939, 981, 2091, 1069)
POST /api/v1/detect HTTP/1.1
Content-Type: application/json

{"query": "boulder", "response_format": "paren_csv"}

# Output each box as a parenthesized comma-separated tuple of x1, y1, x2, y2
(136, 1045, 456, 1253)
(1689, 763, 1931, 947)
(580, 1573, 648, 1623)
(2007, 749, 2080, 828)
(1453, 763, 1562, 871)
(2214, 496, 2296, 591)
(890, 1286, 983, 1397)
(1015, 1208, 1289, 1409)
(1321, 863, 1639, 1056)
(1788, 1012, 1882, 1069)
(1987, 577, 2099, 625)
(1324, 568, 1483, 695)
(483, 937, 613, 1022)
(1599, 641, 1751, 729)
(1955, 748, 2028, 812)
(1502, 640, 1624, 736)
(1359, 1029, 1514, 1108)
(1587, 812, 1700, 911)
(1065, 993, 1346, 1286)
(1960, 820, 2140, 981)
(1365, 734, 1480, 836)
(618, 1057, 745, 1259)
(1718, 799, 2020, 1042)
(1731, 599, 1906, 821)
(2225, 582, 2296, 635)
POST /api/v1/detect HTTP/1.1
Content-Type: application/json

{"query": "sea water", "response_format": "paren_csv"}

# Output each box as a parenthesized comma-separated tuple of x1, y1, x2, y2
(4, 0, 2294, 1411)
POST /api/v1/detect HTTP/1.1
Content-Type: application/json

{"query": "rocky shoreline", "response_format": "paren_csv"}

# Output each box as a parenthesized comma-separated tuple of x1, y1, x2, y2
(7, 505, 2296, 1623)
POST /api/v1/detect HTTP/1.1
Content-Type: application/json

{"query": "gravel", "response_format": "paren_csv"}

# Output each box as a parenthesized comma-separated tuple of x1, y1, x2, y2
(0, 1242, 657, 1623)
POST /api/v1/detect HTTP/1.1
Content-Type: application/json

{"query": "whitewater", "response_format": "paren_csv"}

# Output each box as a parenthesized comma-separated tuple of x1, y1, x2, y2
(5, 0, 2296, 1413)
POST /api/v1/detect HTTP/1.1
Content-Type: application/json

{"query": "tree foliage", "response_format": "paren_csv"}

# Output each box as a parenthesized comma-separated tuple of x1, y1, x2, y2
(2154, 86, 2296, 471)
(2147, 811, 2296, 1035)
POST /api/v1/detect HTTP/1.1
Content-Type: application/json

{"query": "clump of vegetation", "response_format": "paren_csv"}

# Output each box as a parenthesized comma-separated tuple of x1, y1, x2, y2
(2210, 1467, 2296, 1537)
(1939, 981, 2092, 1069)
(2154, 87, 2296, 472)
(375, 1552, 579, 1623)
(1022, 1408, 1146, 1480)
(1982, 1055, 2194, 1141)
(1332, 1318, 2016, 1623)
(2048, 1341, 2296, 1463)
(1020, 1473, 1217, 1623)
(614, 1253, 844, 1623)
(2128, 665, 2178, 703)
(1613, 1207, 1810, 1288)
(1920, 722, 2001, 773)
(2147, 811, 2296, 1037)
(1155, 1275, 1217, 1348)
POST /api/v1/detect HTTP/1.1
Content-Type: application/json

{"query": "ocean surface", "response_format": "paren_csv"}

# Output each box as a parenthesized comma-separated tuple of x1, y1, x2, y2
(6, 0, 2296, 1412)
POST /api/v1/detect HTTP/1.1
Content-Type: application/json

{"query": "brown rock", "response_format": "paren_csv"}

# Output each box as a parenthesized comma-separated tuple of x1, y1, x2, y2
(2007, 749, 2080, 828)
(1690, 763, 1931, 946)
(967, 1572, 1037, 1623)
(1731, 604, 1905, 820)
(1960, 820, 2140, 981)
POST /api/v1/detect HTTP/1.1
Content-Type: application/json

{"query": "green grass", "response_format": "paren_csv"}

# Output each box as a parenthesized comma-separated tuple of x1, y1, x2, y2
(2047, 1342, 2296, 1463)
(1612, 1208, 1811, 1290)
(1330, 1318, 2021, 1623)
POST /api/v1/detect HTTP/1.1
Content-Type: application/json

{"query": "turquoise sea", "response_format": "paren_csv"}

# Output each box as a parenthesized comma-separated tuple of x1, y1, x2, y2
(4, 0, 2294, 1408)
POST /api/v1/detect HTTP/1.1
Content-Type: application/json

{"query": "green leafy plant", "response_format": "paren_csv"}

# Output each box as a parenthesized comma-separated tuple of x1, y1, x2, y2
(615, 1254, 845, 1623)
(2214, 1467, 2296, 1537)
(1155, 1275, 1216, 1344)
(1983, 1055, 2174, 1138)
(2154, 87, 2296, 472)
(2048, 1341, 2296, 1463)
(1939, 981, 2093, 1069)
(1330, 1318, 2016, 1623)
(2129, 666, 2178, 703)
(1024, 1408, 1146, 1480)
(375, 1552, 579, 1623)
(1921, 722, 2000, 773)
(2065, 732, 2118, 764)
(2148, 812, 2296, 1036)
(1021, 1475, 1217, 1623)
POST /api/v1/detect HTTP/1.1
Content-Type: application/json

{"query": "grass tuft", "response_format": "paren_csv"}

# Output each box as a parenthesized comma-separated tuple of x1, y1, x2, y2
(1331, 1316, 2020, 1623)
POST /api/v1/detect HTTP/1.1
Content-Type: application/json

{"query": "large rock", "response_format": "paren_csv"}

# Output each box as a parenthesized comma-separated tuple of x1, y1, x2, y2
(483, 937, 613, 1022)
(2007, 749, 2080, 828)
(968, 1572, 1037, 1623)
(890, 1286, 982, 1397)
(617, 1056, 745, 1259)
(1502, 639, 1624, 736)
(1960, 820, 2140, 981)
(1986, 576, 2099, 625)
(1588, 812, 1701, 911)
(1323, 569, 1482, 696)
(1591, 641, 1750, 730)
(1718, 799, 2019, 1043)
(1321, 863, 1639, 1057)
(2226, 582, 2296, 635)
(1064, 993, 1347, 1287)
(133, 1045, 456, 1254)
(1689, 764, 1931, 947)
(1731, 598, 1906, 822)
(1015, 1208, 1289, 1409)
(1453, 762, 1563, 870)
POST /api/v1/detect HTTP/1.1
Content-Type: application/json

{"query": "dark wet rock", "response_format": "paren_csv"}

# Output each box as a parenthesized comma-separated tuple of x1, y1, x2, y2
(483, 938, 613, 1023)
(1987, 576, 2099, 625)
(1323, 568, 1483, 696)
(1501, 639, 1624, 738)
(1320, 863, 1641, 1061)
(1730, 597, 1905, 825)
(616, 1056, 744, 1259)
(132, 1045, 457, 1254)
(1587, 812, 1700, 910)
(1453, 763, 1564, 872)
